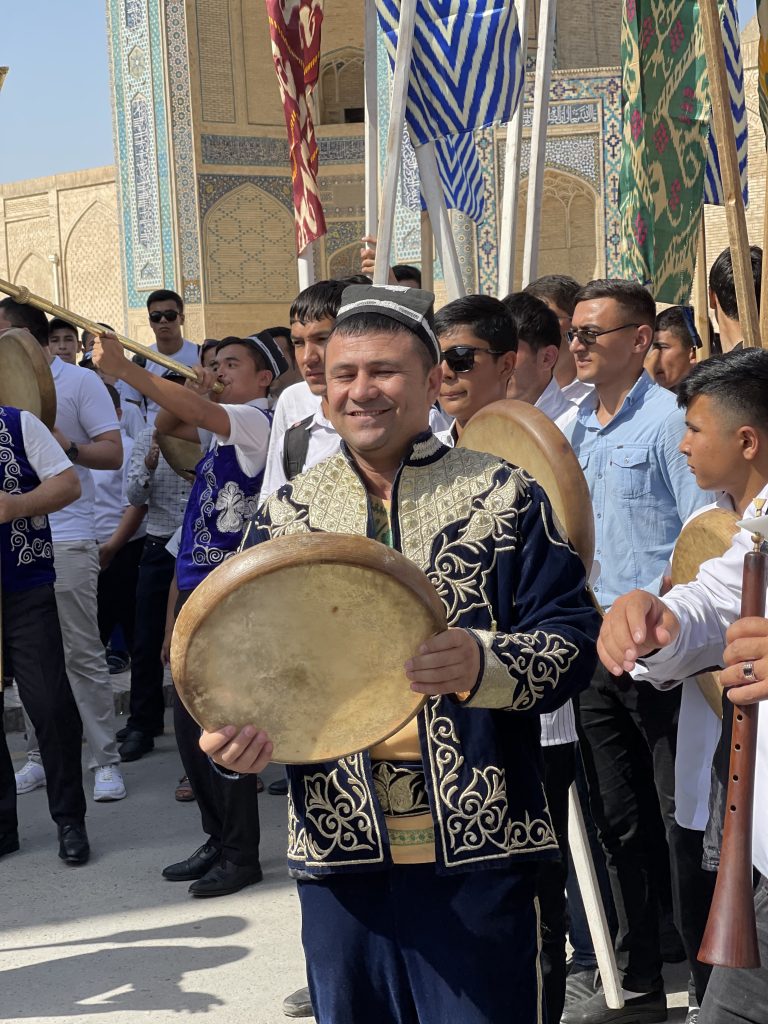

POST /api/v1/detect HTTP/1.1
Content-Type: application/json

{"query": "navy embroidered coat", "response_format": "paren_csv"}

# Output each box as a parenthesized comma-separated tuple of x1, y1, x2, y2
(248, 433, 600, 877)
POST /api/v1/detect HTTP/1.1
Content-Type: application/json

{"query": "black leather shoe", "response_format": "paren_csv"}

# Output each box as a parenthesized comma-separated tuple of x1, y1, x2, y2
(58, 824, 90, 865)
(282, 986, 314, 1018)
(561, 989, 667, 1024)
(118, 730, 154, 762)
(162, 840, 221, 881)
(188, 858, 263, 897)
(116, 724, 164, 741)
(0, 830, 20, 858)
(268, 777, 288, 796)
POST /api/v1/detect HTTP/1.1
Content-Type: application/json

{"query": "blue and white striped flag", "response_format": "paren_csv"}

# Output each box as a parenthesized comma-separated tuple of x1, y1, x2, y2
(704, 0, 748, 206)
(377, 0, 524, 222)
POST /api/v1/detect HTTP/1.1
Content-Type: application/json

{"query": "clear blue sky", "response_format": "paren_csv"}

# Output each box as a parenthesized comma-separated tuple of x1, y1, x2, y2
(0, 0, 760, 185)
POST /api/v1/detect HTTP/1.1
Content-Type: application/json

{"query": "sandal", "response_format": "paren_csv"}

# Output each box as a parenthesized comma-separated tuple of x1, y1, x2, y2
(174, 775, 195, 802)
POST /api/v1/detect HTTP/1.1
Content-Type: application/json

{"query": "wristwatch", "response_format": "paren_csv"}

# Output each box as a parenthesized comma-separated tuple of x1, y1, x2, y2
(65, 442, 79, 464)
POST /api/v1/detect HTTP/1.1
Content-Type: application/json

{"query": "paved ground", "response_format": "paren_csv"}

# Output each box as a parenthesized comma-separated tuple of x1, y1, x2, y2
(1, 684, 692, 1023)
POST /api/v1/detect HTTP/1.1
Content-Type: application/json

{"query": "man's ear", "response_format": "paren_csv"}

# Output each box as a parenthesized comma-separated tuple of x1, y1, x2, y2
(740, 425, 761, 461)
(540, 345, 559, 373)
(634, 324, 654, 356)
(498, 350, 516, 382)
(427, 361, 444, 404)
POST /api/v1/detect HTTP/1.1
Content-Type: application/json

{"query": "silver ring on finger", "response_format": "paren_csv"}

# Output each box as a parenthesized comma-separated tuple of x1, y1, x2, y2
(742, 661, 755, 681)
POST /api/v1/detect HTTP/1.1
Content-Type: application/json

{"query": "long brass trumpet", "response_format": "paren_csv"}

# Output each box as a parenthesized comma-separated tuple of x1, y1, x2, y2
(0, 277, 211, 386)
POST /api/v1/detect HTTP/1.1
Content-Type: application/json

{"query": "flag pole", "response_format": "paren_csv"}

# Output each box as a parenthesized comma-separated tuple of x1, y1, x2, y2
(700, 0, 761, 348)
(497, 0, 530, 298)
(420, 211, 434, 292)
(364, 0, 379, 240)
(374, 0, 417, 285)
(694, 214, 712, 360)
(414, 142, 466, 299)
(521, 0, 557, 288)
(761, 163, 768, 343)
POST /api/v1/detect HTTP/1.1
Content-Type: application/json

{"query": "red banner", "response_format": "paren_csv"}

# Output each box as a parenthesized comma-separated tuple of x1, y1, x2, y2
(265, 0, 327, 255)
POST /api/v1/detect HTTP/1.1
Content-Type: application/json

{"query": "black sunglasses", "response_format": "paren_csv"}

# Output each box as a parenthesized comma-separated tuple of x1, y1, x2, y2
(441, 345, 504, 373)
(149, 309, 180, 323)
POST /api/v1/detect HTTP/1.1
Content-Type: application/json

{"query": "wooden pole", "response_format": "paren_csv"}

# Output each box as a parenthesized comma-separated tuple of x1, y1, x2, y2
(521, 0, 557, 288)
(364, 0, 379, 240)
(420, 210, 434, 292)
(414, 142, 466, 300)
(700, 0, 761, 348)
(761, 156, 768, 345)
(694, 214, 712, 360)
(374, 0, 417, 285)
(497, 0, 530, 298)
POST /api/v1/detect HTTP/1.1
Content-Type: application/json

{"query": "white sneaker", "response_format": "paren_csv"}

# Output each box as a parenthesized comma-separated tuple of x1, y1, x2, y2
(15, 760, 46, 794)
(93, 765, 127, 802)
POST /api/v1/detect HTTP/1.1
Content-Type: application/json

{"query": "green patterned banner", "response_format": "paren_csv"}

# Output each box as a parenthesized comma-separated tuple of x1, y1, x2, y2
(620, 1, 711, 303)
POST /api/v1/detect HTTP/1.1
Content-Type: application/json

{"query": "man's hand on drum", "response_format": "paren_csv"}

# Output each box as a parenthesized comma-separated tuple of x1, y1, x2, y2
(199, 725, 273, 774)
(598, 590, 681, 676)
(721, 617, 768, 706)
(405, 628, 480, 696)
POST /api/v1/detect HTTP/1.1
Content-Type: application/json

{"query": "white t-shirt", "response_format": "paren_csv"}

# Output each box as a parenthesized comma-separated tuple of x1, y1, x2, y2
(92, 433, 147, 544)
(261, 383, 324, 499)
(261, 405, 340, 501)
(534, 377, 579, 435)
(122, 339, 201, 428)
(211, 398, 272, 478)
(48, 357, 121, 543)
(119, 399, 146, 441)
(20, 411, 72, 481)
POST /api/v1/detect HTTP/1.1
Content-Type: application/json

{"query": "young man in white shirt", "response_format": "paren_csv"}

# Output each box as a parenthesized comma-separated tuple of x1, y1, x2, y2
(599, 348, 768, 1024)
(121, 289, 200, 427)
(48, 318, 81, 365)
(94, 329, 288, 897)
(0, 297, 128, 803)
(502, 291, 578, 433)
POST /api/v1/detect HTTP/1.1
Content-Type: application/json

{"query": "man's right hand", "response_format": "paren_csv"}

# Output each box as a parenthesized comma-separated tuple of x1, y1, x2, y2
(598, 590, 681, 676)
(199, 725, 273, 774)
(145, 431, 160, 471)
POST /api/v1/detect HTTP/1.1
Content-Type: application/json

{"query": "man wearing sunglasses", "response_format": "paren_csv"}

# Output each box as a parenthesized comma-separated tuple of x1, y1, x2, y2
(561, 280, 712, 1024)
(122, 290, 200, 428)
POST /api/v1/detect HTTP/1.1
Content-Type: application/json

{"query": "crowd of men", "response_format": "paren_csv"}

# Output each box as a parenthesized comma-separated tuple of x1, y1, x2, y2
(0, 243, 765, 1024)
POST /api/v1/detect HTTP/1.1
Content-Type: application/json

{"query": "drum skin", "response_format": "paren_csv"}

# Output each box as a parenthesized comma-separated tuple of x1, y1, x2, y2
(0, 328, 56, 429)
(170, 533, 448, 763)
(458, 399, 595, 571)
(671, 507, 741, 719)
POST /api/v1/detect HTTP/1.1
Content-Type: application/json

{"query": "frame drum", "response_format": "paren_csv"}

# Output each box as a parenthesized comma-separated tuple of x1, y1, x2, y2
(171, 533, 448, 763)
(157, 433, 202, 483)
(458, 399, 595, 571)
(0, 328, 56, 429)
(670, 507, 741, 718)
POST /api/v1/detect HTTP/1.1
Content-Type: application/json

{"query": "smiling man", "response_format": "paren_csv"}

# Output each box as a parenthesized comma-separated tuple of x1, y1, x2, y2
(93, 329, 289, 897)
(200, 284, 601, 1024)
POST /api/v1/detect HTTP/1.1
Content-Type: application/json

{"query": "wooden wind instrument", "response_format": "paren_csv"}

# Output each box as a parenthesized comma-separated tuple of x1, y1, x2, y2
(698, 507, 767, 968)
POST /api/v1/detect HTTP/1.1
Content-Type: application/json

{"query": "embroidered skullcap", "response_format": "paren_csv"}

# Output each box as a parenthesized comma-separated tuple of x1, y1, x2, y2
(336, 284, 440, 364)
(227, 330, 290, 379)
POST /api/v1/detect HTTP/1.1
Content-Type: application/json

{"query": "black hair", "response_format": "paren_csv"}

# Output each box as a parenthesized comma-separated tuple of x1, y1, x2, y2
(524, 274, 581, 317)
(575, 279, 656, 329)
(501, 292, 561, 352)
(146, 289, 184, 313)
(341, 274, 373, 286)
(330, 312, 435, 374)
(392, 265, 422, 287)
(201, 338, 220, 359)
(676, 348, 768, 429)
(104, 383, 121, 411)
(0, 297, 50, 346)
(655, 306, 697, 350)
(433, 294, 517, 353)
(215, 336, 268, 375)
(265, 325, 291, 342)
(708, 245, 762, 321)
(289, 280, 348, 324)
(49, 317, 78, 336)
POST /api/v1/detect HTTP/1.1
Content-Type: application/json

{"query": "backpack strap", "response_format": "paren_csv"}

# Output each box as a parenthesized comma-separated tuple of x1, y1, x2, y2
(282, 414, 315, 481)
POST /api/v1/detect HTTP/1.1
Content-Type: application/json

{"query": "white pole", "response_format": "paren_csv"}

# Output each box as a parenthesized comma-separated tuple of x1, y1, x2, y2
(414, 141, 466, 300)
(364, 0, 379, 239)
(568, 785, 624, 1010)
(374, 0, 417, 284)
(497, 0, 530, 298)
(298, 244, 315, 290)
(521, 0, 557, 288)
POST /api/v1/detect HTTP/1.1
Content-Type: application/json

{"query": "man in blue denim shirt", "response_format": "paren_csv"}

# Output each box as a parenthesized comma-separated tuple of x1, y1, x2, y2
(561, 280, 713, 1024)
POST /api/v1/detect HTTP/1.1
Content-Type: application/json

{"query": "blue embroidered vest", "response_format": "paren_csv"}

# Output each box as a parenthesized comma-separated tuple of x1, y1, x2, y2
(176, 407, 273, 591)
(0, 406, 55, 593)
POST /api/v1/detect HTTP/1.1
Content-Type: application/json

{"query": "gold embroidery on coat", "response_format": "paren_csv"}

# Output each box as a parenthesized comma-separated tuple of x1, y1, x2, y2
(470, 630, 580, 711)
(301, 755, 384, 867)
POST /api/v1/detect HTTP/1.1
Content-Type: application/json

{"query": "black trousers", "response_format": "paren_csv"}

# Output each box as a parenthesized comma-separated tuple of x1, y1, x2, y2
(576, 665, 681, 993)
(0, 584, 86, 832)
(97, 536, 145, 650)
(700, 876, 768, 1023)
(172, 589, 261, 866)
(126, 537, 173, 736)
(538, 740, 577, 1023)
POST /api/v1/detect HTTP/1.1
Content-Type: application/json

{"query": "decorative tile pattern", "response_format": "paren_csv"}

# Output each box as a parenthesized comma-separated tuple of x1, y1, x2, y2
(199, 133, 365, 167)
(198, 174, 293, 217)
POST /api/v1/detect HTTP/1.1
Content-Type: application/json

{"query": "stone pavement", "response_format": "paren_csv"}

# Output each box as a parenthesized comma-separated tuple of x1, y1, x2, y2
(1, 678, 692, 1024)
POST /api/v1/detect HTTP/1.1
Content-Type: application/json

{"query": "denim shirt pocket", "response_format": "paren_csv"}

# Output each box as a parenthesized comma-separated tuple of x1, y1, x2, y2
(609, 446, 651, 499)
